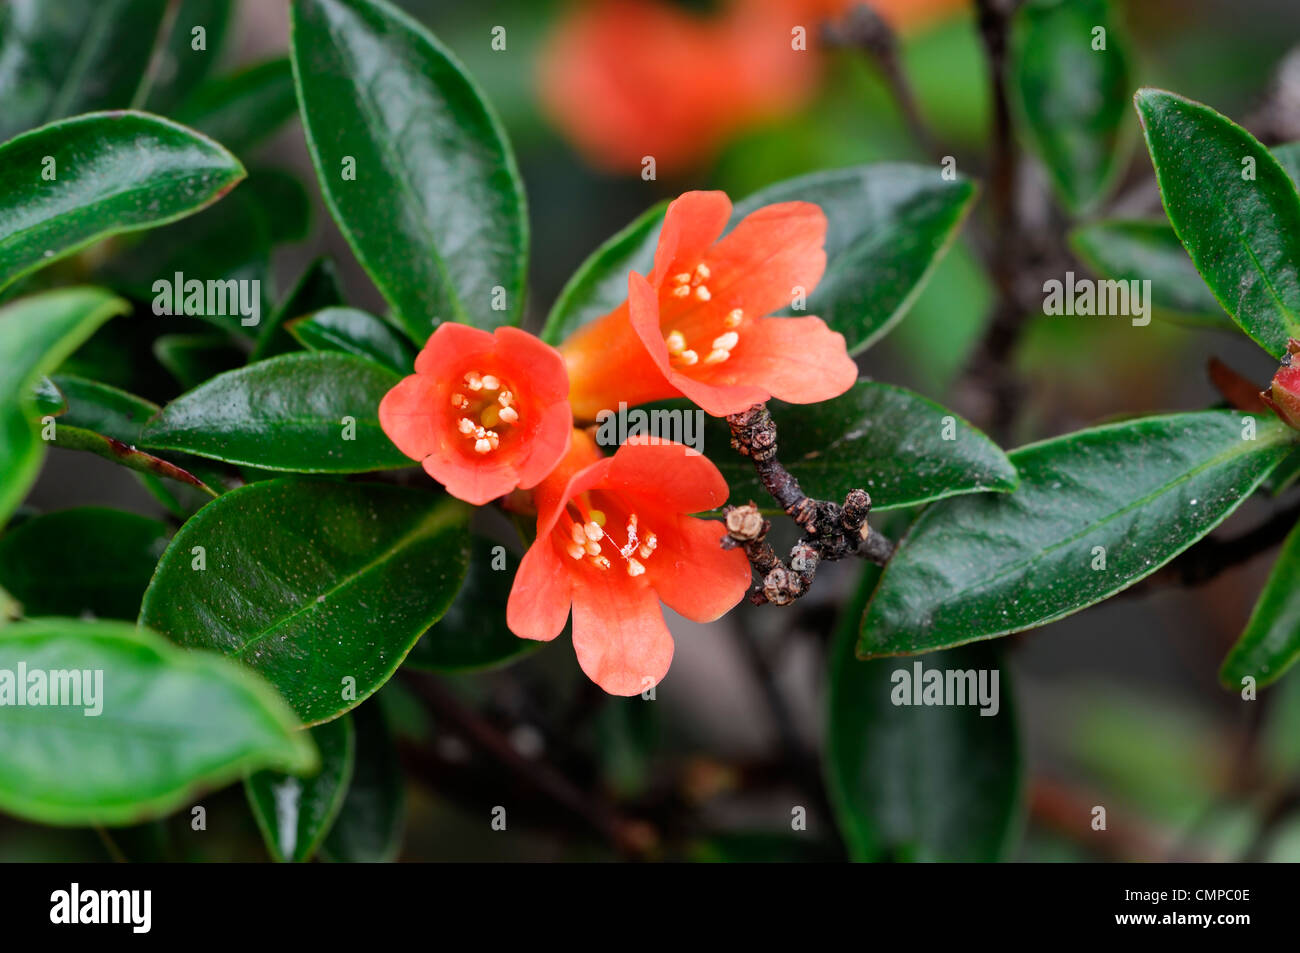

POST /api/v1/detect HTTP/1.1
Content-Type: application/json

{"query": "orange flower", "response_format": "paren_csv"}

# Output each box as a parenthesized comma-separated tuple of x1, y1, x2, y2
(507, 431, 750, 695)
(561, 190, 858, 419)
(538, 0, 817, 174)
(379, 323, 572, 506)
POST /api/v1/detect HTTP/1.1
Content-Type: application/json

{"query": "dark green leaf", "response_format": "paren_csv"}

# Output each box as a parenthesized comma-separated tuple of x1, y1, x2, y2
(321, 700, 404, 862)
(250, 256, 343, 361)
(31, 377, 66, 417)
(541, 201, 667, 345)
(139, 480, 470, 724)
(829, 563, 1022, 861)
(0, 0, 167, 141)
(246, 715, 355, 862)
(0, 288, 130, 523)
(0, 507, 168, 619)
(175, 58, 297, 155)
(861, 411, 1296, 657)
(703, 382, 1017, 511)
(290, 0, 527, 339)
(1069, 220, 1227, 323)
(0, 112, 245, 292)
(140, 351, 409, 473)
(1221, 517, 1300, 689)
(289, 307, 416, 375)
(153, 332, 246, 390)
(733, 164, 978, 354)
(1135, 88, 1300, 358)
(1272, 142, 1300, 188)
(0, 617, 315, 826)
(1011, 0, 1133, 212)
(244, 166, 312, 244)
(405, 536, 539, 672)
(103, 189, 270, 338)
(142, 0, 234, 112)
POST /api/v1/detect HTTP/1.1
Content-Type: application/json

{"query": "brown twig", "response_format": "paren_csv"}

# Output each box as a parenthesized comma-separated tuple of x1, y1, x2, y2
(721, 404, 894, 606)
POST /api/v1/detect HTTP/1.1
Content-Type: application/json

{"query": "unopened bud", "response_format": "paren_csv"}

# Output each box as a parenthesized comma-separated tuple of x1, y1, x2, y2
(1263, 339, 1300, 430)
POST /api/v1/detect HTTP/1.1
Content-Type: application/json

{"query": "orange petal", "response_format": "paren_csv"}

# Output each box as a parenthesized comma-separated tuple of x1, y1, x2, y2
(725, 314, 858, 405)
(421, 455, 517, 507)
(649, 191, 732, 287)
(650, 515, 751, 622)
(605, 437, 731, 514)
(507, 540, 574, 642)
(571, 576, 673, 696)
(378, 373, 441, 461)
(413, 322, 495, 377)
(703, 200, 826, 320)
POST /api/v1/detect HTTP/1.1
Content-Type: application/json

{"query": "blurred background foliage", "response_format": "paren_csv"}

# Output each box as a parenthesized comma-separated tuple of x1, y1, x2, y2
(6, 0, 1300, 861)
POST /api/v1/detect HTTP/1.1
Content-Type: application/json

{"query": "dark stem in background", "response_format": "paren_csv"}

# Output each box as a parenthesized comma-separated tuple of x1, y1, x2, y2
(821, 4, 942, 162)
(722, 404, 894, 606)
(399, 671, 654, 857)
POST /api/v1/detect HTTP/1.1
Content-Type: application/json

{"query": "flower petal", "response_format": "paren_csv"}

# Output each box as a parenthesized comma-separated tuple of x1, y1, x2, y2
(571, 577, 673, 695)
(605, 437, 731, 514)
(422, 455, 517, 507)
(704, 200, 826, 319)
(413, 321, 495, 377)
(724, 314, 858, 405)
(507, 541, 574, 642)
(515, 402, 573, 489)
(495, 326, 570, 404)
(650, 191, 732, 287)
(650, 515, 751, 622)
(378, 374, 442, 461)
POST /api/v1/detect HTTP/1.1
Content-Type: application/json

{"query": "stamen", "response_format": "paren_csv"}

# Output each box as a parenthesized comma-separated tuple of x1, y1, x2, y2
(570, 524, 587, 545)
(644, 532, 658, 551)
(474, 438, 492, 454)
(673, 272, 691, 285)
(672, 285, 691, 298)
(677, 349, 698, 366)
(457, 417, 476, 434)
(584, 540, 602, 556)
(664, 330, 686, 353)
(590, 555, 611, 570)
(566, 542, 585, 560)
(464, 371, 483, 391)
(486, 431, 499, 450)
(694, 285, 711, 302)
(583, 521, 604, 542)
(626, 558, 646, 577)
(497, 390, 513, 407)
(638, 544, 654, 559)
(480, 374, 500, 391)
(704, 349, 730, 365)
(712, 331, 739, 351)
(694, 263, 711, 282)
(498, 406, 518, 424)
(725, 309, 744, 329)
(451, 393, 469, 409)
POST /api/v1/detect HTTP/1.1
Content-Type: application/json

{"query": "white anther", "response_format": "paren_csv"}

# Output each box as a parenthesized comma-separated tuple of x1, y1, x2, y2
(665, 330, 686, 353)
(626, 558, 646, 577)
(498, 406, 518, 424)
(566, 542, 585, 560)
(694, 285, 711, 301)
(677, 349, 698, 365)
(704, 349, 730, 364)
(480, 374, 499, 390)
(457, 417, 476, 434)
(712, 331, 739, 351)
(583, 522, 603, 542)
(672, 285, 691, 298)
(464, 371, 483, 391)
(725, 309, 744, 328)
(474, 438, 492, 454)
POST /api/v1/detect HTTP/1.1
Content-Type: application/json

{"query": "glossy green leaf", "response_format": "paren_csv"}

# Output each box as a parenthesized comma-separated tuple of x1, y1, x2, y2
(0, 507, 168, 620)
(860, 411, 1296, 657)
(0, 0, 167, 141)
(250, 256, 343, 362)
(704, 382, 1017, 511)
(1136, 89, 1300, 358)
(246, 715, 355, 862)
(0, 288, 130, 524)
(142, 0, 233, 112)
(139, 480, 470, 724)
(290, 0, 527, 339)
(153, 333, 245, 390)
(140, 351, 409, 473)
(31, 377, 66, 417)
(0, 617, 315, 826)
(103, 189, 270, 338)
(1221, 517, 1300, 689)
(541, 201, 668, 346)
(289, 307, 416, 375)
(829, 563, 1022, 861)
(405, 536, 539, 672)
(734, 164, 978, 354)
(175, 58, 297, 156)
(1272, 142, 1300, 188)
(244, 166, 312, 245)
(321, 700, 404, 862)
(1069, 220, 1227, 323)
(1011, 0, 1133, 212)
(0, 111, 245, 292)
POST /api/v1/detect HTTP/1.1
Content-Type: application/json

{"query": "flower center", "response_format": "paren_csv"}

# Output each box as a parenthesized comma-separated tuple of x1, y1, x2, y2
(661, 261, 744, 370)
(558, 505, 658, 577)
(450, 370, 519, 455)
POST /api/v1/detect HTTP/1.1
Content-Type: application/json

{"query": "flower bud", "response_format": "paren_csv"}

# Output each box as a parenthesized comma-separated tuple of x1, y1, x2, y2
(1263, 339, 1300, 430)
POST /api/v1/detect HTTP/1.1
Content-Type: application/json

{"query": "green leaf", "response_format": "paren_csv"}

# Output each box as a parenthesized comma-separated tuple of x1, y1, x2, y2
(246, 715, 355, 862)
(0, 0, 168, 141)
(704, 382, 1017, 512)
(250, 256, 344, 362)
(153, 333, 245, 390)
(0, 111, 245, 292)
(289, 307, 416, 375)
(0, 617, 315, 826)
(1069, 220, 1227, 323)
(103, 189, 270, 338)
(244, 166, 312, 245)
(139, 480, 470, 724)
(31, 377, 66, 417)
(828, 564, 1022, 861)
(1011, 0, 1133, 213)
(141, 0, 234, 112)
(0, 288, 130, 524)
(405, 536, 539, 672)
(321, 700, 404, 862)
(175, 58, 297, 156)
(734, 164, 978, 354)
(1272, 142, 1300, 188)
(290, 0, 527, 339)
(541, 201, 668, 346)
(0, 507, 168, 620)
(1220, 517, 1300, 688)
(860, 411, 1296, 657)
(140, 351, 409, 473)
(1135, 88, 1300, 358)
